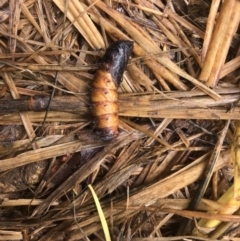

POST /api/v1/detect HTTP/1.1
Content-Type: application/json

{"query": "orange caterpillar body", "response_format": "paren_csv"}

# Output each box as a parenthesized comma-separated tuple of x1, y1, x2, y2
(91, 41, 133, 141)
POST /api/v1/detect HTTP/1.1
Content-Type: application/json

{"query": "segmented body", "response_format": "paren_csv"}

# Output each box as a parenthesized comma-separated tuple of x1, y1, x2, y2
(90, 40, 133, 141)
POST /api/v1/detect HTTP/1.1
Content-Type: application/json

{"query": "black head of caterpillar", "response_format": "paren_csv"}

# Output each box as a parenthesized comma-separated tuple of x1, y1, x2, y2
(101, 40, 134, 87)
(91, 40, 134, 141)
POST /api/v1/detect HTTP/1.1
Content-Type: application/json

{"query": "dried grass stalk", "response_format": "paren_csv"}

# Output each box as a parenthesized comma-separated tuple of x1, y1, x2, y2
(207, 0, 240, 87)
(0, 230, 23, 240)
(199, 0, 236, 85)
(221, 55, 240, 79)
(53, 0, 104, 49)
(201, 0, 221, 61)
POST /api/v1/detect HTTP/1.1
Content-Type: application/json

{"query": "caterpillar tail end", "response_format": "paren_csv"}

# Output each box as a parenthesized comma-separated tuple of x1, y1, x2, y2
(94, 113, 119, 141)
(96, 127, 119, 141)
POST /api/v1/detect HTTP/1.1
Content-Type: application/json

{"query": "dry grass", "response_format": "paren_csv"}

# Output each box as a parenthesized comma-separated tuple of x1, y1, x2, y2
(0, 0, 240, 240)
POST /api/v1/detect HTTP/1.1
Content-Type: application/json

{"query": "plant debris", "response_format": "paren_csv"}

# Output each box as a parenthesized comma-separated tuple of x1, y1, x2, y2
(0, 0, 240, 240)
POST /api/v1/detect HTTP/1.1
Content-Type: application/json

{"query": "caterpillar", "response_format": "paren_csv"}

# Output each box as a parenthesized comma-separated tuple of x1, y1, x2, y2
(90, 40, 134, 141)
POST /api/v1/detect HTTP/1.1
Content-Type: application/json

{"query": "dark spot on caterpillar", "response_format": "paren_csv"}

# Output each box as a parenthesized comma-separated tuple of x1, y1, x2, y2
(90, 40, 133, 141)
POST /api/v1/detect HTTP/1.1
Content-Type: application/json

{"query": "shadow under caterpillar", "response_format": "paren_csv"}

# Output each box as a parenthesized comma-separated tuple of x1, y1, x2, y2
(90, 40, 134, 141)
